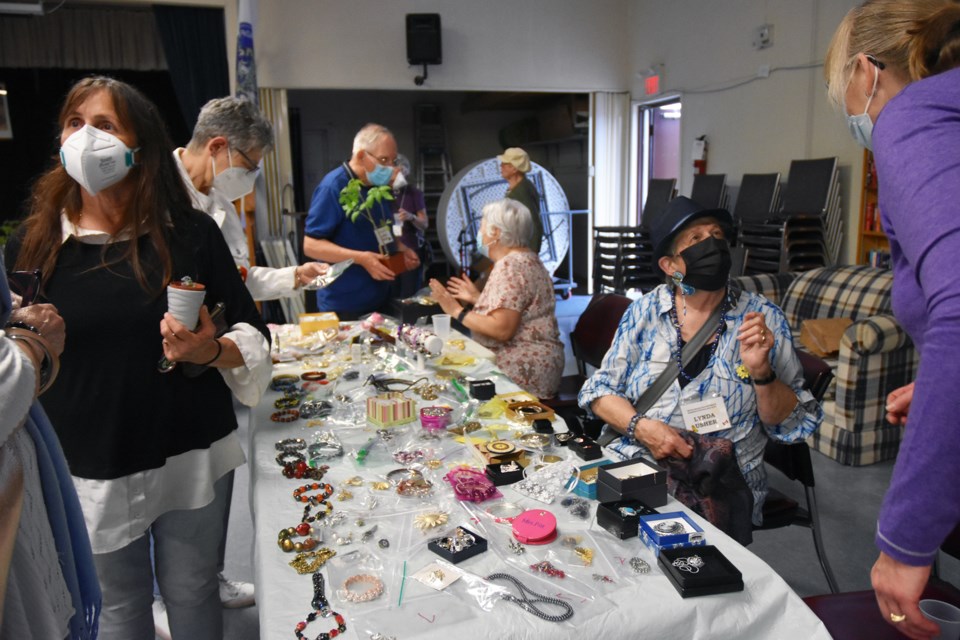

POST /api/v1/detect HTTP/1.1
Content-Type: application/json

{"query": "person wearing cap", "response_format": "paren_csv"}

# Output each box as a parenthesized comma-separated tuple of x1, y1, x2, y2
(578, 196, 822, 527)
(498, 147, 543, 253)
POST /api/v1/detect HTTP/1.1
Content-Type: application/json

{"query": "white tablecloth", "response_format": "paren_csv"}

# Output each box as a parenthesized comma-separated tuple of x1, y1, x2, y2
(249, 342, 830, 640)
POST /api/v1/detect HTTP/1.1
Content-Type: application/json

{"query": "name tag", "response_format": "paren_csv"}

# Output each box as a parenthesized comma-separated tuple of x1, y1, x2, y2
(374, 224, 394, 248)
(679, 397, 731, 435)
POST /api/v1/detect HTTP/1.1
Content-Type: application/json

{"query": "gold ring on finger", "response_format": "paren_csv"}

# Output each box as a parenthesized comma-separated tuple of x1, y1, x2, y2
(889, 612, 906, 623)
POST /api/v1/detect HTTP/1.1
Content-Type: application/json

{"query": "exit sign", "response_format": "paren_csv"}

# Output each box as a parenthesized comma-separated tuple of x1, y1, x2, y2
(645, 74, 660, 95)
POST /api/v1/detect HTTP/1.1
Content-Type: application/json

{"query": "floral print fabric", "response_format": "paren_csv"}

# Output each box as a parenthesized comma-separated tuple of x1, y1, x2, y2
(472, 251, 564, 398)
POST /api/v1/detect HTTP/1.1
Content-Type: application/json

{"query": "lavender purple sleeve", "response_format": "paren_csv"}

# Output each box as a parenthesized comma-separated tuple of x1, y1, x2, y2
(872, 68, 960, 566)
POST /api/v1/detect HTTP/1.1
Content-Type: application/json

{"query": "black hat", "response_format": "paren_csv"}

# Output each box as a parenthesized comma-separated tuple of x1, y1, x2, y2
(650, 196, 733, 260)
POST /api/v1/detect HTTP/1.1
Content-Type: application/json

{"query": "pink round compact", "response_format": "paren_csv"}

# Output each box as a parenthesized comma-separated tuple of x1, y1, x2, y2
(511, 509, 558, 545)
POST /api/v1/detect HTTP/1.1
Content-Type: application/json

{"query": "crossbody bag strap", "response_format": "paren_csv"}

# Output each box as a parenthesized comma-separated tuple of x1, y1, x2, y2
(633, 302, 724, 416)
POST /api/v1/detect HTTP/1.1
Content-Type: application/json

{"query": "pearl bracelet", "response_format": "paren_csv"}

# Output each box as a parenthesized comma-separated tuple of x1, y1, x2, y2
(341, 574, 384, 603)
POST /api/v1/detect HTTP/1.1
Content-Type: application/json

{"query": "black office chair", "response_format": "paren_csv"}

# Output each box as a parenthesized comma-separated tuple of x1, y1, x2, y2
(755, 349, 840, 594)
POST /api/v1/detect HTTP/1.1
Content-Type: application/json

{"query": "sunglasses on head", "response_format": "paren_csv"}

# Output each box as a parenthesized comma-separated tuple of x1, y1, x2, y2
(7, 269, 43, 306)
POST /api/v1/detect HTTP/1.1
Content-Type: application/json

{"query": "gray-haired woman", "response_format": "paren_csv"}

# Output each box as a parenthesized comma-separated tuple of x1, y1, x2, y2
(429, 199, 563, 398)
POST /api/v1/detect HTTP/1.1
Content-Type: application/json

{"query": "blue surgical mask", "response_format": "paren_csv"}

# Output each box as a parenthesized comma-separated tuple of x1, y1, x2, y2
(367, 162, 394, 186)
(846, 62, 879, 150)
(476, 232, 489, 258)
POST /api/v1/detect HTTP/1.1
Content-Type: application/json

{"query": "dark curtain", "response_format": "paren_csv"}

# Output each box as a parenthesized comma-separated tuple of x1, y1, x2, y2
(152, 5, 229, 133)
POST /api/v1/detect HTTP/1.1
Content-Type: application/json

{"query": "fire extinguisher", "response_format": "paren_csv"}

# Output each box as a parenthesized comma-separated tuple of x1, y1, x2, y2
(692, 135, 707, 175)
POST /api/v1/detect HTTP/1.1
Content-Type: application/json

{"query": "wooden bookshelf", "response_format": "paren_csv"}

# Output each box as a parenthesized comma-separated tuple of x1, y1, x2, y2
(856, 149, 890, 267)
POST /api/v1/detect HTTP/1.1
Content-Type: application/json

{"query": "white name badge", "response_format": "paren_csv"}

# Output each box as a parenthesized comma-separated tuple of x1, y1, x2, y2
(679, 397, 732, 435)
(374, 224, 394, 248)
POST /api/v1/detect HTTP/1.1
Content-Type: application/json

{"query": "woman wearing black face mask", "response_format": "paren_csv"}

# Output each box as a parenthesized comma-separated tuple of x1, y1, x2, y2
(579, 196, 822, 534)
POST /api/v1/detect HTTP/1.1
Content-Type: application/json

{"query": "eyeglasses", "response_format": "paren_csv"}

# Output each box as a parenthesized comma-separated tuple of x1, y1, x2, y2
(865, 54, 886, 70)
(365, 150, 399, 167)
(8, 269, 42, 306)
(234, 147, 261, 175)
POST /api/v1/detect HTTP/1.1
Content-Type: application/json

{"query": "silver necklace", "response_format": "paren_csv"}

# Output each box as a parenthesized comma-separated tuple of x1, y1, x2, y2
(485, 572, 574, 622)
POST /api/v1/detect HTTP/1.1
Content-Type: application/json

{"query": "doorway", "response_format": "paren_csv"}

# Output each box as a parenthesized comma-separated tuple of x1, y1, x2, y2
(635, 97, 681, 223)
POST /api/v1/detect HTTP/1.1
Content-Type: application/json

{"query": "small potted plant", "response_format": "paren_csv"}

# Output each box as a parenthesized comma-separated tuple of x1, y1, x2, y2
(338, 178, 408, 275)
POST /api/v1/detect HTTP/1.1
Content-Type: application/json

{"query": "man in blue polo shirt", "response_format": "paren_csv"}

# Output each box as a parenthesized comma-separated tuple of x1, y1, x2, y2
(303, 123, 419, 318)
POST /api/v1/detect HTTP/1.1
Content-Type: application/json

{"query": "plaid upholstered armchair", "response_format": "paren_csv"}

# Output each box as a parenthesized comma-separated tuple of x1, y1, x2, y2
(734, 265, 919, 466)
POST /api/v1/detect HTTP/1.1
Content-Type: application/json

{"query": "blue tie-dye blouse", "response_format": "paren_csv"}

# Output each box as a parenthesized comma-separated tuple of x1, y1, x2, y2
(578, 284, 822, 525)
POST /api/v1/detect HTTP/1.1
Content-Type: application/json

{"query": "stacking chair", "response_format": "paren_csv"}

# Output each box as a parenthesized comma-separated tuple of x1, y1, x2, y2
(755, 349, 840, 594)
(641, 178, 677, 229)
(592, 226, 659, 295)
(690, 173, 727, 209)
(804, 526, 960, 639)
(738, 159, 839, 274)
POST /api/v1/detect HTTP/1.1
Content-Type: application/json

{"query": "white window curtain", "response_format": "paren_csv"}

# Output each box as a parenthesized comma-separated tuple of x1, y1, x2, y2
(589, 91, 631, 228)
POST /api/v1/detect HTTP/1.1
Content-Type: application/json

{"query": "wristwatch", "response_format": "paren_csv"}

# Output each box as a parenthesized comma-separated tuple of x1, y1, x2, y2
(752, 370, 777, 386)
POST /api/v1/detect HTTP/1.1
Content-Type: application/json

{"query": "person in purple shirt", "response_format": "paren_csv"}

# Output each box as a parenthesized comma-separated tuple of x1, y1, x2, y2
(826, 2, 960, 637)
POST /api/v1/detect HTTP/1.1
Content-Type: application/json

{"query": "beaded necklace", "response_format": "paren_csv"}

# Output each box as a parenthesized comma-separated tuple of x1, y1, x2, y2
(669, 290, 730, 383)
(294, 572, 346, 640)
(484, 572, 574, 622)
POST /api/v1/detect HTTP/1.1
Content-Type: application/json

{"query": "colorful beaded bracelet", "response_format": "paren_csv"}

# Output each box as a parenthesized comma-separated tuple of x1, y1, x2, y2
(282, 462, 329, 481)
(270, 409, 300, 423)
(293, 482, 334, 504)
(274, 396, 301, 410)
(277, 525, 317, 553)
(275, 438, 306, 452)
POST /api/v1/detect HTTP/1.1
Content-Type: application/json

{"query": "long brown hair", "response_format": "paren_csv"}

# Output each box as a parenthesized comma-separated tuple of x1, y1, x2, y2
(15, 76, 193, 294)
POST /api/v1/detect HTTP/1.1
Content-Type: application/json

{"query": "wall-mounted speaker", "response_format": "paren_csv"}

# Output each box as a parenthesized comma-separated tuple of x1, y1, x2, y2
(406, 14, 441, 66)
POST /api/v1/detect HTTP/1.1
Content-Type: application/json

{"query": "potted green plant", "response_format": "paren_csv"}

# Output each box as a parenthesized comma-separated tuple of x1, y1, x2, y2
(338, 178, 408, 275)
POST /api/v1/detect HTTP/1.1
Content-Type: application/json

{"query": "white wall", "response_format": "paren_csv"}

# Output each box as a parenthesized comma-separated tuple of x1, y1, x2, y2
(255, 0, 630, 91)
(627, 0, 864, 262)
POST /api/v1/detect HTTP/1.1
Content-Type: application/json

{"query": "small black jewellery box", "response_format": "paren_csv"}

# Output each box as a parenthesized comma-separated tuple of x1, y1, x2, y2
(569, 435, 603, 461)
(428, 526, 488, 564)
(596, 499, 660, 540)
(469, 379, 496, 401)
(485, 460, 525, 486)
(658, 545, 744, 598)
(596, 458, 667, 507)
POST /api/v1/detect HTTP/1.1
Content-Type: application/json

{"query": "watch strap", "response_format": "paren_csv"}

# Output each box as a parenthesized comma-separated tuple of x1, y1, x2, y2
(752, 370, 777, 386)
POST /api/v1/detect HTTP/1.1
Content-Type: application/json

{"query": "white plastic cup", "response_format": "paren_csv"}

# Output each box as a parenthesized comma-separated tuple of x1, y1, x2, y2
(432, 313, 452, 339)
(167, 282, 206, 331)
(920, 599, 960, 640)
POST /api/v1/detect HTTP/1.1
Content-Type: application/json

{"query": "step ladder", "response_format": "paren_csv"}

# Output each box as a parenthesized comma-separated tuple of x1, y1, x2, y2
(414, 103, 453, 277)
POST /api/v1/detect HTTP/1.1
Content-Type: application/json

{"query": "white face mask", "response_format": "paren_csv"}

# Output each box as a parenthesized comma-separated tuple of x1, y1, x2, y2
(212, 147, 258, 201)
(393, 171, 408, 190)
(59, 125, 138, 196)
(845, 61, 879, 150)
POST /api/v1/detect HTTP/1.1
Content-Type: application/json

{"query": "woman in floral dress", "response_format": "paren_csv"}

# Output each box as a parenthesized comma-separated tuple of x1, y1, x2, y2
(429, 199, 563, 398)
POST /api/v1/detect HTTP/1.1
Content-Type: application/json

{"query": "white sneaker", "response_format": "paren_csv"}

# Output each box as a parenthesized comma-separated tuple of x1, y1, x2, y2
(152, 596, 172, 640)
(218, 573, 255, 609)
